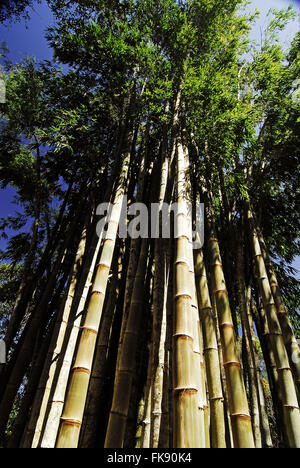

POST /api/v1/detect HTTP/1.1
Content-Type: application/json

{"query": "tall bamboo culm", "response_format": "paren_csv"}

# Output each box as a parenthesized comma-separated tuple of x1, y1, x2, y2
(23, 210, 93, 448)
(257, 228, 300, 394)
(206, 195, 255, 448)
(248, 206, 300, 448)
(172, 139, 201, 448)
(104, 238, 149, 448)
(55, 148, 131, 448)
(194, 247, 226, 448)
(150, 153, 170, 448)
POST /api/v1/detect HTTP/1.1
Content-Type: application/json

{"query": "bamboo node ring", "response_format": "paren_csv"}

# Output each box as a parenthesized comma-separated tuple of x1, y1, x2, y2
(230, 413, 251, 421)
(223, 361, 242, 368)
(80, 326, 98, 335)
(282, 405, 300, 410)
(214, 289, 228, 296)
(220, 322, 234, 330)
(60, 418, 82, 427)
(72, 366, 91, 375)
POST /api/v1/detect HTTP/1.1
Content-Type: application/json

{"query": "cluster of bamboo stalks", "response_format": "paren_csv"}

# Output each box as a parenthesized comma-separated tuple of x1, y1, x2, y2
(1, 91, 300, 449)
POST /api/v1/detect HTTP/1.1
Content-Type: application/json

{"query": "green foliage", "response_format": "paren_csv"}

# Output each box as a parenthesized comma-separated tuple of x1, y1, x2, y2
(0, 0, 41, 23)
(0, 263, 22, 339)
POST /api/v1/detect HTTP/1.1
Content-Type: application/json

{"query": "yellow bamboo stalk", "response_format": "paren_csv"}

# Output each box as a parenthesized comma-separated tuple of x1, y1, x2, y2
(206, 199, 254, 448)
(79, 248, 123, 448)
(172, 140, 201, 448)
(186, 229, 206, 448)
(245, 286, 273, 448)
(150, 152, 171, 448)
(23, 213, 91, 448)
(213, 292, 234, 448)
(257, 229, 300, 393)
(104, 238, 149, 448)
(141, 347, 153, 449)
(248, 206, 300, 448)
(55, 154, 130, 448)
(236, 241, 262, 448)
(150, 246, 169, 448)
(194, 247, 226, 448)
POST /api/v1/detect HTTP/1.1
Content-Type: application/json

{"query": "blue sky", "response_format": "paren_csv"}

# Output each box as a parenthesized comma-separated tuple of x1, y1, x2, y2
(0, 0, 299, 278)
(0, 1, 54, 62)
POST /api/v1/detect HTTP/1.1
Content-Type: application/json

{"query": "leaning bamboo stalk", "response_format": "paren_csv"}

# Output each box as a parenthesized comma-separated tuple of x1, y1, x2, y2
(116, 126, 148, 373)
(150, 244, 170, 448)
(0, 228, 75, 444)
(246, 287, 273, 448)
(150, 149, 171, 448)
(26, 213, 105, 448)
(251, 294, 285, 444)
(141, 345, 153, 449)
(172, 140, 201, 448)
(4, 184, 74, 357)
(248, 206, 300, 448)
(252, 295, 280, 402)
(206, 195, 254, 448)
(213, 292, 234, 448)
(104, 238, 149, 448)
(257, 229, 300, 394)
(194, 247, 226, 448)
(24, 211, 92, 448)
(236, 241, 262, 448)
(190, 258, 206, 448)
(163, 251, 174, 449)
(55, 152, 131, 448)
(40, 236, 103, 448)
(7, 311, 55, 448)
(79, 248, 123, 448)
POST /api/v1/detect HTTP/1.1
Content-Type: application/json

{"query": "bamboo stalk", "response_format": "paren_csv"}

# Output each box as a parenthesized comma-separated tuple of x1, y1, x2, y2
(194, 247, 226, 448)
(236, 239, 262, 448)
(257, 228, 300, 394)
(186, 234, 206, 448)
(150, 244, 170, 448)
(24, 211, 92, 448)
(150, 149, 171, 448)
(141, 344, 153, 449)
(116, 126, 148, 373)
(0, 226, 76, 444)
(245, 287, 273, 448)
(172, 140, 201, 448)
(55, 150, 131, 448)
(248, 206, 300, 448)
(206, 196, 254, 448)
(7, 313, 55, 448)
(79, 248, 123, 448)
(213, 292, 234, 448)
(251, 295, 284, 444)
(104, 238, 149, 448)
